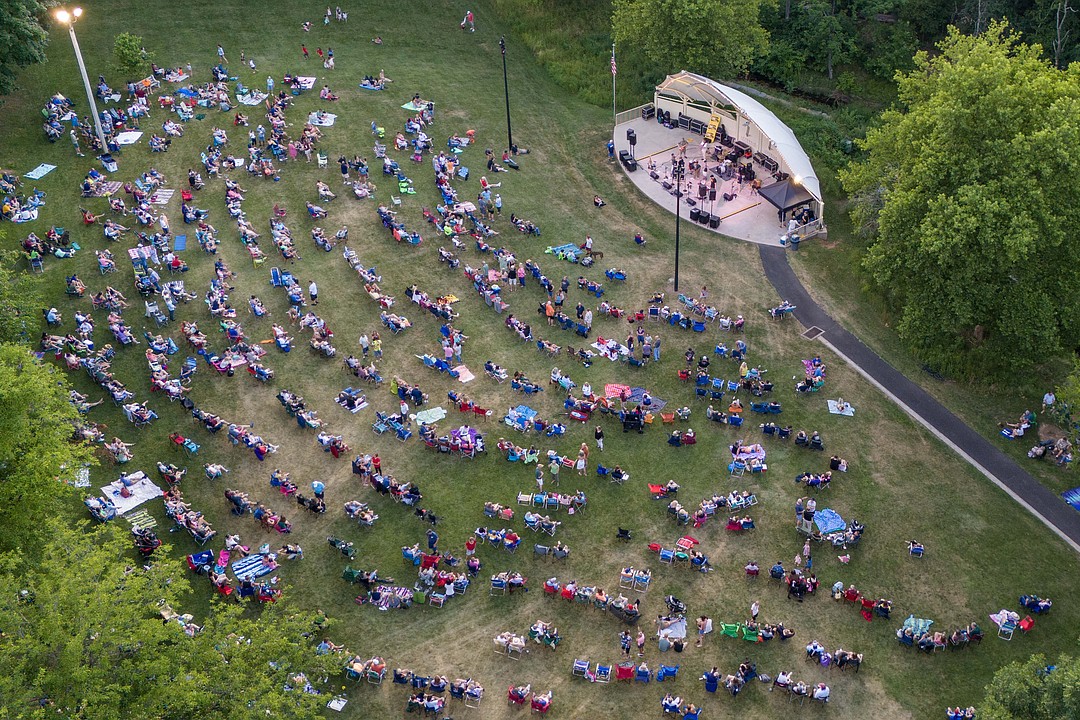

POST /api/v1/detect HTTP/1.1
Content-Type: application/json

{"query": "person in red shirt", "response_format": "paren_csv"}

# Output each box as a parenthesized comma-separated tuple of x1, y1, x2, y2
(301, 45, 309, 59)
(465, 537, 477, 556)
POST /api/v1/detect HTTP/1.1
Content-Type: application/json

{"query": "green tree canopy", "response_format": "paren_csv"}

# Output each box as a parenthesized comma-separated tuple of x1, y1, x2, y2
(113, 32, 152, 76)
(0, 247, 44, 344)
(0, 0, 49, 94)
(0, 520, 342, 719)
(981, 649, 1080, 719)
(0, 344, 95, 553)
(613, 0, 773, 79)
(841, 22, 1080, 378)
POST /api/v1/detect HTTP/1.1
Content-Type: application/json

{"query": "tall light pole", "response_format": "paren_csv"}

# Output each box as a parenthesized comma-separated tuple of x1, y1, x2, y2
(55, 7, 109, 160)
(672, 158, 685, 293)
(499, 37, 513, 153)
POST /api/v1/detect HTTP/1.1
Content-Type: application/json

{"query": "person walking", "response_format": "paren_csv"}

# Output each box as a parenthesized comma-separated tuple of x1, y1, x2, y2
(750, 600, 760, 622)
(302, 45, 309, 60)
(217, 44, 227, 64)
(595, 426, 604, 452)
(308, 280, 319, 305)
(426, 528, 439, 552)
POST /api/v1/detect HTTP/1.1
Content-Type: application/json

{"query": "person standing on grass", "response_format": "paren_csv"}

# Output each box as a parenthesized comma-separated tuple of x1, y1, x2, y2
(576, 451, 587, 476)
(70, 129, 84, 157)
(620, 631, 632, 658)
(653, 334, 662, 362)
(750, 600, 760, 622)
(217, 44, 227, 65)
(426, 528, 439, 552)
(358, 332, 370, 357)
(595, 426, 604, 452)
(371, 332, 382, 359)
(308, 280, 318, 305)
(267, 75, 274, 94)
(549, 458, 560, 486)
(535, 465, 544, 493)
(696, 616, 711, 647)
(302, 45, 309, 60)
(636, 629, 646, 656)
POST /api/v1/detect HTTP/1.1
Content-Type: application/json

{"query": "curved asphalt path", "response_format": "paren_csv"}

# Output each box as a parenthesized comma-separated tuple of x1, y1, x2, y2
(759, 245, 1080, 553)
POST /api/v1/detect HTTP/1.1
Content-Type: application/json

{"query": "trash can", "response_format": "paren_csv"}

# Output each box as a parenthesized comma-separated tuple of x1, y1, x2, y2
(100, 154, 118, 173)
(789, 234, 801, 250)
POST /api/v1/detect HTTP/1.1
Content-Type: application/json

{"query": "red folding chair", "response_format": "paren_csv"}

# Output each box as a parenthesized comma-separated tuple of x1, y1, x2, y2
(860, 597, 875, 622)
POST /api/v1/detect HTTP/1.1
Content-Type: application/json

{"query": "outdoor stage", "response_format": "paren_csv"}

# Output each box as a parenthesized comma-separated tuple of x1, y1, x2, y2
(613, 116, 794, 246)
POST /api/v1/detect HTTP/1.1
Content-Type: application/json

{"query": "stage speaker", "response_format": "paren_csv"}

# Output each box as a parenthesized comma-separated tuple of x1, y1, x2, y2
(698, 212, 711, 225)
(689, 208, 701, 222)
(649, 171, 660, 180)
(626, 129, 637, 147)
(709, 189, 717, 201)
(661, 181, 673, 191)
(709, 216, 720, 229)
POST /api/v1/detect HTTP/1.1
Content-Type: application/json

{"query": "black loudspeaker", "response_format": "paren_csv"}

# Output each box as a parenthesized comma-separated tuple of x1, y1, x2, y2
(661, 181, 673, 191)
(709, 189, 717, 201)
(698, 212, 711, 225)
(709, 216, 720, 229)
(649, 171, 660, 180)
(627, 129, 637, 147)
(689, 208, 701, 222)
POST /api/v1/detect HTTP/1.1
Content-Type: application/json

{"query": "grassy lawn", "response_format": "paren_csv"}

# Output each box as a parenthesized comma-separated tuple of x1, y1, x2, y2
(7, 1, 1080, 718)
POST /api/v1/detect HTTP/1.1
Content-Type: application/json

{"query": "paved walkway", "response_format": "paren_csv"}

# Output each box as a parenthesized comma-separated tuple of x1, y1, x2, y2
(759, 245, 1080, 553)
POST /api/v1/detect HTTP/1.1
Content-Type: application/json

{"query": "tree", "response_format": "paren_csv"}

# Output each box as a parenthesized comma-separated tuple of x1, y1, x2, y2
(981, 650, 1080, 719)
(113, 32, 152, 76)
(0, 0, 49, 95)
(841, 22, 1080, 378)
(0, 247, 44, 344)
(612, 0, 773, 79)
(0, 344, 96, 553)
(0, 520, 342, 719)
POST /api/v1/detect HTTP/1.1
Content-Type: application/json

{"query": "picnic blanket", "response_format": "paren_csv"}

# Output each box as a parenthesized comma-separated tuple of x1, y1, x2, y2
(414, 407, 448, 425)
(24, 163, 56, 180)
(401, 101, 427, 112)
(165, 72, 189, 83)
(232, 553, 277, 582)
(237, 91, 267, 106)
(827, 400, 855, 416)
(91, 181, 123, 197)
(734, 443, 766, 461)
(604, 383, 632, 399)
(626, 386, 668, 411)
(505, 405, 538, 430)
(115, 131, 144, 146)
(1063, 487, 1080, 511)
(124, 508, 158, 530)
(813, 508, 846, 535)
(100, 472, 163, 515)
(71, 466, 92, 488)
(359, 82, 383, 91)
(989, 609, 1020, 628)
(902, 615, 934, 635)
(372, 585, 413, 610)
(592, 339, 629, 361)
(546, 243, 582, 262)
(150, 189, 175, 205)
(11, 209, 39, 223)
(452, 365, 475, 383)
(307, 112, 337, 127)
(296, 76, 317, 90)
(658, 617, 687, 640)
(173, 234, 187, 251)
(327, 698, 348, 711)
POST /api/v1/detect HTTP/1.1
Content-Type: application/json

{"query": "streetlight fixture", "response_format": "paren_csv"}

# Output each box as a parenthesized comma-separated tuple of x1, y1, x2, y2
(499, 37, 513, 154)
(55, 7, 109, 162)
(672, 158, 685, 293)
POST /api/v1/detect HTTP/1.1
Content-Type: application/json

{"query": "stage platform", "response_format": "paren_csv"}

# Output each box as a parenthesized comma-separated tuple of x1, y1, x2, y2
(613, 116, 792, 246)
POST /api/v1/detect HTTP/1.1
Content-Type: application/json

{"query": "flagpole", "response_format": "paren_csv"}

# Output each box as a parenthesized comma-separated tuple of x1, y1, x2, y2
(611, 43, 617, 125)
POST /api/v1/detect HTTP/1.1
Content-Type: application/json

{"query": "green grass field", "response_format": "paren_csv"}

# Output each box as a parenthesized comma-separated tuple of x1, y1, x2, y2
(7, 1, 1080, 718)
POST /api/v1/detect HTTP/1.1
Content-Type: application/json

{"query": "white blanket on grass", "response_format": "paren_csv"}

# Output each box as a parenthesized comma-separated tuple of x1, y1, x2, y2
(100, 472, 163, 515)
